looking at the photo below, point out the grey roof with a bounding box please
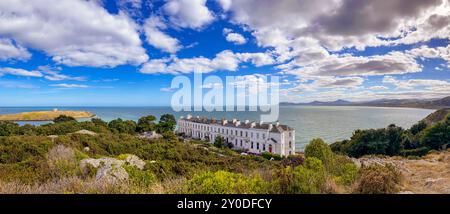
[179,115,294,133]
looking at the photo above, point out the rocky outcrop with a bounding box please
[80,154,146,183]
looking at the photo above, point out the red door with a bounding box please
[269,145,272,153]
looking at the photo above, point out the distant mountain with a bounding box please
[280,96,450,109]
[280,99,353,106]
[355,96,450,109]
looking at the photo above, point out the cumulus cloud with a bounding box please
[284,51,421,78]
[143,16,181,53]
[37,66,86,81]
[0,0,148,67]
[140,50,274,74]
[163,0,214,29]
[383,75,450,90]
[0,38,31,61]
[223,28,247,45]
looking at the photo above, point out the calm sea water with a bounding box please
[0,106,433,151]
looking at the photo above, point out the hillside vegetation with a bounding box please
[0,110,94,121]
[1,111,448,194]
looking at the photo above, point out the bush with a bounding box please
[261,152,282,161]
[136,115,156,133]
[0,121,21,136]
[274,157,326,194]
[53,115,76,123]
[410,121,427,135]
[328,155,358,185]
[353,164,401,194]
[420,121,450,150]
[400,147,430,157]
[304,138,333,167]
[108,119,137,134]
[182,170,269,194]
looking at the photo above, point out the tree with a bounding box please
[91,118,108,127]
[53,115,76,123]
[108,118,137,134]
[304,138,333,166]
[214,136,226,148]
[410,121,427,135]
[136,115,156,133]
[156,114,176,133]
[420,121,450,150]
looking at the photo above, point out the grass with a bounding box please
[0,110,94,121]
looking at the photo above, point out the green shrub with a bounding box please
[420,121,450,150]
[124,165,156,188]
[261,152,282,161]
[274,157,326,194]
[353,164,401,194]
[304,138,333,167]
[328,155,358,185]
[53,115,77,123]
[400,147,430,157]
[182,170,269,194]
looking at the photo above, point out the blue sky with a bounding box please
[0,0,449,106]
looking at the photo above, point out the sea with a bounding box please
[0,106,434,151]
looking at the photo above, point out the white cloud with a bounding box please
[50,83,90,88]
[284,51,421,78]
[37,66,85,81]
[0,0,148,67]
[223,28,247,45]
[369,86,388,90]
[140,50,275,74]
[143,16,181,53]
[163,0,214,29]
[383,75,450,90]
[0,38,31,61]
[0,67,43,77]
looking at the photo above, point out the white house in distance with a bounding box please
[177,115,295,156]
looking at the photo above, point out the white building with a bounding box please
[177,115,295,156]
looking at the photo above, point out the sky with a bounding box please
[0,0,449,106]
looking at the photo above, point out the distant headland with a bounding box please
[0,108,95,121]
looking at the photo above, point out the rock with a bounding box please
[80,155,146,183]
[73,129,98,136]
[83,147,90,152]
[424,178,444,187]
[124,154,146,170]
[80,157,127,183]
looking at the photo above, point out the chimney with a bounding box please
[222,119,228,125]
[232,118,237,123]
[186,114,192,119]
[268,124,273,130]
[250,122,256,128]
[259,121,264,126]
[244,120,250,124]
[235,120,241,126]
[275,122,280,127]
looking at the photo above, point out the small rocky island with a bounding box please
[0,109,94,121]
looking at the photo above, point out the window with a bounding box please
[226,129,228,135]
[240,140,242,147]
[240,131,243,136]
[251,142,254,149]
[289,141,292,149]
[251,132,253,138]
[262,134,265,139]
[263,144,266,151]
[245,132,248,137]
[256,133,259,139]
[257,143,260,150]
[289,132,292,137]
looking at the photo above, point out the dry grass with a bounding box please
[0,110,94,121]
